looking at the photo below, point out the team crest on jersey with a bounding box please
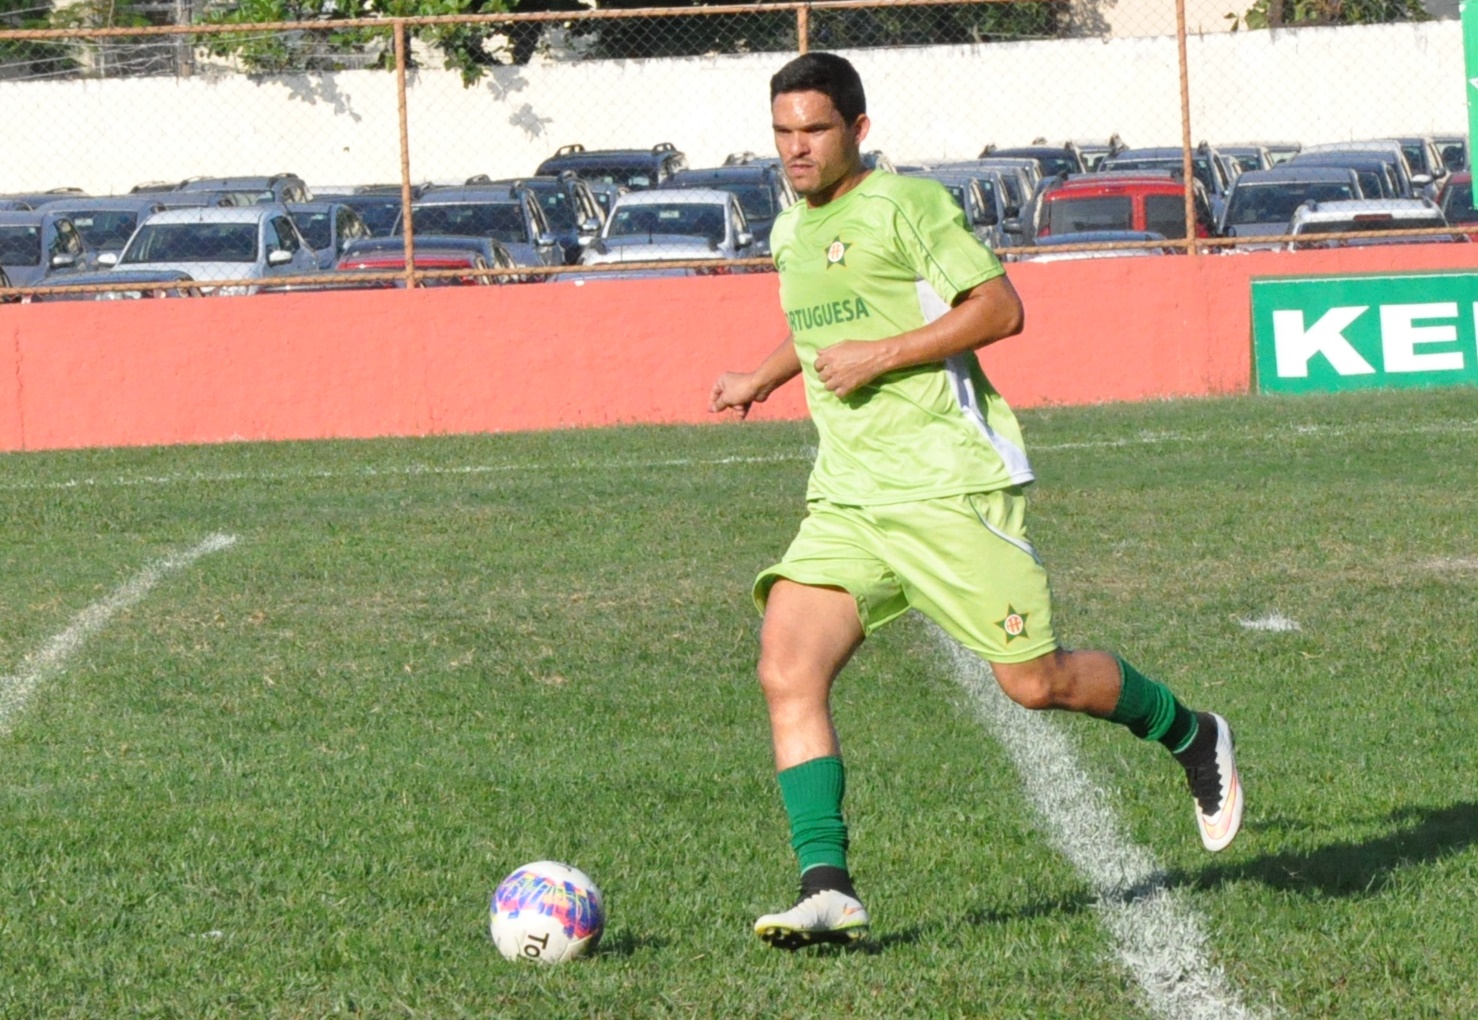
[825,236,849,268]
[997,606,1029,643]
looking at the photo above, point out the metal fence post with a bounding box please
[1175,0,1198,255]
[797,4,810,54]
[395,18,416,288]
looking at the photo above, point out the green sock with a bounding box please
[777,756,849,874]
[1108,657,1199,753]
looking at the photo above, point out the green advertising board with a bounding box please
[1251,271,1478,394]
[1467,0,1478,198]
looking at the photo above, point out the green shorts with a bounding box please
[753,489,1058,664]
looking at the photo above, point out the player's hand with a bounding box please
[710,371,762,419]
[814,340,889,398]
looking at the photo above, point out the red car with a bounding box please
[1034,173,1217,243]
[337,247,505,286]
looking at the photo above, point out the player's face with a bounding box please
[772,90,870,205]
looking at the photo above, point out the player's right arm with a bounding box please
[709,335,802,420]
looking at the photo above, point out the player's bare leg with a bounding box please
[992,648,1243,851]
[753,580,871,948]
[988,647,1121,715]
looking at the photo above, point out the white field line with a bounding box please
[1,417,1476,495]
[1238,613,1302,633]
[0,453,808,493]
[0,534,238,737]
[933,627,1272,1020]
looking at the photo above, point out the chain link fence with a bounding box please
[0,0,1466,298]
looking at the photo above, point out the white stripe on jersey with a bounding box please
[914,278,1035,486]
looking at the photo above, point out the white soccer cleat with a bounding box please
[1182,712,1244,852]
[754,888,870,950]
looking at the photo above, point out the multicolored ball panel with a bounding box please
[493,867,604,940]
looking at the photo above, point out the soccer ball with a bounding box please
[489,860,605,964]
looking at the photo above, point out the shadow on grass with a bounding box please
[843,892,1095,955]
[1176,801,1478,897]
[597,927,669,957]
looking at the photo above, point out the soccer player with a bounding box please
[708,52,1244,951]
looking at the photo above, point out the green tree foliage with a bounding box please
[198,0,1062,86]
[0,0,76,80]
[1226,0,1427,29]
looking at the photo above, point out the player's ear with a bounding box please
[852,113,871,146]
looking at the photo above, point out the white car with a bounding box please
[580,188,754,265]
[103,204,320,294]
[1285,198,1460,250]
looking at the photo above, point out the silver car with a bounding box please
[581,189,754,265]
[104,204,320,295]
[0,210,96,288]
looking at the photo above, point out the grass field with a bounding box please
[2,388,1476,1019]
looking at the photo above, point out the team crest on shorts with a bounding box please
[826,237,849,268]
[997,606,1030,643]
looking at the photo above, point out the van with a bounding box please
[1034,172,1217,242]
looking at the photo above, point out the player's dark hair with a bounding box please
[769,52,867,124]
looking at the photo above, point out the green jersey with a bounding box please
[770,171,1034,505]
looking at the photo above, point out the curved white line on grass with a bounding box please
[0,533,238,737]
[932,626,1272,1020]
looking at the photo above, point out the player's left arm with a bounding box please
[813,274,1023,399]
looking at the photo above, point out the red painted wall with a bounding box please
[3,243,1477,453]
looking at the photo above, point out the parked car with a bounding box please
[902,169,1008,249]
[582,179,627,218]
[581,188,754,266]
[26,268,202,301]
[1071,134,1130,172]
[401,186,561,272]
[255,274,397,294]
[1285,198,1460,249]
[1218,144,1275,173]
[1099,144,1235,221]
[1391,136,1450,191]
[1297,142,1419,197]
[0,188,88,210]
[1433,135,1468,173]
[1264,142,1304,166]
[467,174,606,265]
[979,141,1088,177]
[535,142,688,190]
[550,265,708,283]
[33,195,167,255]
[0,210,98,287]
[337,235,519,284]
[1284,151,1401,200]
[336,247,504,286]
[1437,170,1478,237]
[286,201,374,269]
[929,161,1033,244]
[1034,171,1216,243]
[1019,230,1176,262]
[178,173,312,204]
[103,204,320,294]
[313,183,429,199]
[658,162,796,254]
[1219,166,1364,242]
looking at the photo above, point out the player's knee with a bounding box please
[992,654,1069,711]
[756,653,807,702]
[997,670,1057,711]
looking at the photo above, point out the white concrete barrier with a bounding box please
[0,19,1462,196]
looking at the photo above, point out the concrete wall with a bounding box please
[0,20,1463,196]
[5,242,1478,453]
